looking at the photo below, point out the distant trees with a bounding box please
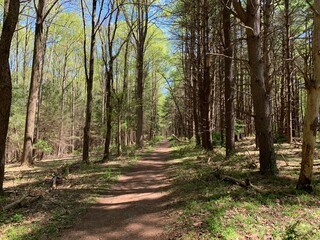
[0,0,20,194]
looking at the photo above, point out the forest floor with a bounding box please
[0,143,158,239]
[2,138,320,239]
[165,137,320,239]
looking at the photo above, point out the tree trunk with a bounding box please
[136,44,144,148]
[190,28,201,146]
[82,0,97,164]
[134,0,149,149]
[223,0,235,157]
[0,0,20,195]
[284,0,293,143]
[103,69,113,161]
[21,0,46,166]
[297,0,320,191]
[233,0,277,175]
[58,49,69,157]
[22,13,29,92]
[199,0,212,151]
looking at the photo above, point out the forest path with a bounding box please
[61,141,172,240]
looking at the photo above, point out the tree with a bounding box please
[123,0,156,148]
[21,0,59,166]
[80,0,113,163]
[232,0,277,174]
[100,0,129,161]
[297,0,320,191]
[0,0,20,194]
[223,0,235,157]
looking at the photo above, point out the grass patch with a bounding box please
[0,143,152,239]
[166,138,320,239]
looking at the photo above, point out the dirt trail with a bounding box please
[61,141,172,240]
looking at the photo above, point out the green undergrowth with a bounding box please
[0,140,160,240]
[167,141,320,240]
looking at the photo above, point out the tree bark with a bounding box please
[134,0,149,149]
[82,0,97,164]
[199,0,212,151]
[297,0,320,191]
[103,68,113,161]
[284,0,293,143]
[0,0,20,195]
[136,44,144,148]
[223,0,235,157]
[21,0,47,166]
[233,0,277,175]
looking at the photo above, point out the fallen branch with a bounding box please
[221,175,266,194]
[171,134,181,142]
[20,195,42,207]
[0,194,28,212]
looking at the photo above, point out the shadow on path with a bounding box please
[61,141,172,240]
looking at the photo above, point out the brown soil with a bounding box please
[60,141,172,240]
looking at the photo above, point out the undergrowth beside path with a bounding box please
[166,138,320,240]
[0,141,160,240]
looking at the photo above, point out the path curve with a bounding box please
[61,141,172,240]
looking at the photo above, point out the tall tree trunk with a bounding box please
[134,0,149,149]
[223,0,235,157]
[233,0,277,175]
[284,0,292,143]
[297,0,320,191]
[58,49,69,157]
[21,0,47,166]
[82,0,97,164]
[190,28,201,146]
[103,69,113,161]
[199,0,212,151]
[15,25,19,84]
[0,0,20,195]
[22,13,29,92]
[136,44,144,148]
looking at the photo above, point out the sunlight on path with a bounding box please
[60,141,172,240]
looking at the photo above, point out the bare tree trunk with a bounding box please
[190,28,201,146]
[58,49,70,157]
[199,0,212,151]
[21,0,47,166]
[22,13,30,92]
[0,0,20,195]
[284,0,292,143]
[223,0,235,157]
[103,69,113,161]
[82,0,97,164]
[134,0,150,149]
[15,25,19,84]
[136,44,144,148]
[297,0,320,191]
[101,1,126,160]
[233,0,277,175]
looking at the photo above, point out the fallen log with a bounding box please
[0,194,28,212]
[0,194,43,212]
[221,175,266,194]
[171,134,181,142]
